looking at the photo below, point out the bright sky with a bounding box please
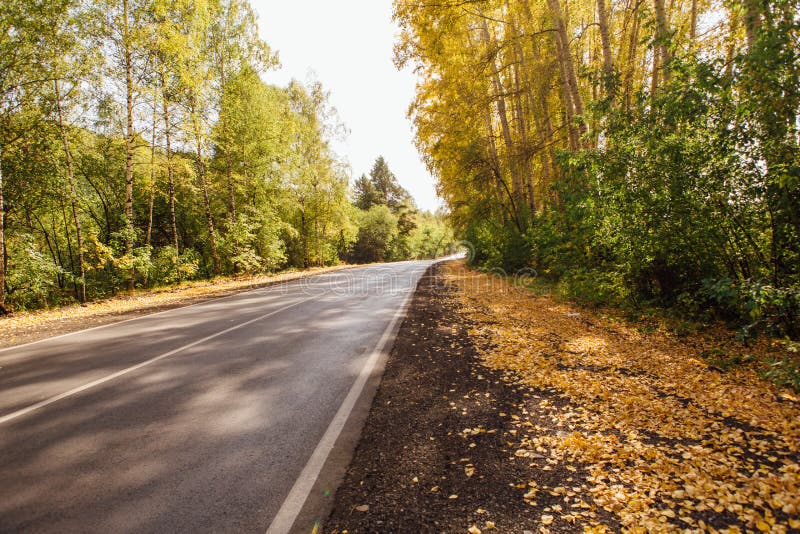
[251,0,440,212]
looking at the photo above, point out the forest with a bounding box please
[0,0,453,312]
[394,0,799,339]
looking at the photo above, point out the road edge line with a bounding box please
[264,267,426,534]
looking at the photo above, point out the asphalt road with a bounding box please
[0,261,432,533]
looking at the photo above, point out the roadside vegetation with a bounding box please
[394,0,799,384]
[0,0,453,314]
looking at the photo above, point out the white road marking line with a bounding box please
[0,265,364,357]
[0,296,317,426]
[265,267,426,534]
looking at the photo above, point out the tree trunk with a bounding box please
[652,0,671,89]
[650,45,660,97]
[481,101,522,230]
[54,79,86,304]
[531,85,554,207]
[480,20,525,211]
[622,3,641,112]
[557,51,580,150]
[492,73,524,209]
[0,142,6,314]
[509,17,537,215]
[547,0,587,142]
[123,0,136,291]
[300,203,308,267]
[725,8,739,79]
[219,54,236,224]
[191,103,220,275]
[162,72,181,283]
[146,97,156,249]
[743,0,762,49]
[513,64,536,215]
[506,0,536,214]
[597,0,616,100]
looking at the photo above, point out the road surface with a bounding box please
[0,261,432,533]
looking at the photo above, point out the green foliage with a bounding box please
[368,156,412,210]
[352,174,380,211]
[219,211,286,274]
[519,47,800,339]
[700,343,800,393]
[351,205,398,263]
[407,211,454,259]
[763,345,800,392]
[464,218,530,272]
[398,0,799,352]
[150,246,199,285]
[347,156,454,263]
[0,1,449,312]
[6,234,68,310]
[696,278,800,340]
[556,269,632,308]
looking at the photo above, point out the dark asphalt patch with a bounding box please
[324,263,592,533]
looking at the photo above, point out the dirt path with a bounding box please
[326,262,799,533]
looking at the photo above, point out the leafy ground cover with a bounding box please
[327,261,799,533]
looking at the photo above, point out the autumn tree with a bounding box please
[0,0,443,312]
[394,0,800,335]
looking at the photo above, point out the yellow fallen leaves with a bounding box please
[445,262,800,532]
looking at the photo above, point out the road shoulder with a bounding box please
[325,261,800,533]
[324,261,577,533]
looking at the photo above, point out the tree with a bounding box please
[368,156,411,209]
[352,174,380,210]
[178,2,220,275]
[394,0,800,332]
[351,205,398,263]
[209,0,276,223]
[0,0,56,312]
[45,0,99,303]
[0,0,436,313]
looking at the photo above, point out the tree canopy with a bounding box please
[0,0,454,312]
[394,0,800,338]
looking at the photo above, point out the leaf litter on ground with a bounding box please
[445,261,800,533]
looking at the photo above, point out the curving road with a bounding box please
[0,261,433,533]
